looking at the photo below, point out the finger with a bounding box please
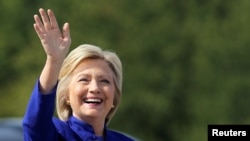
[34,14,45,33]
[47,9,60,30]
[34,23,46,40]
[39,8,51,31]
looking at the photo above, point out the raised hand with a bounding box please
[34,8,71,94]
[34,8,71,62]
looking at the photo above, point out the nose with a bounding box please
[89,79,100,94]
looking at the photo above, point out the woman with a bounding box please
[22,8,134,141]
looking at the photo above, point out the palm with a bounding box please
[34,8,71,61]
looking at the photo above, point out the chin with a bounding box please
[82,110,104,118]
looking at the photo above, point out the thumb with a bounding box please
[62,23,71,46]
[62,23,71,40]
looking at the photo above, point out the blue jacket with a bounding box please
[23,80,134,141]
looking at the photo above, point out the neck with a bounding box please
[77,115,105,136]
[89,118,105,136]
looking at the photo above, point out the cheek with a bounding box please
[104,86,115,99]
[69,84,86,100]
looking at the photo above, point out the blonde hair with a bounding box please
[56,44,122,124]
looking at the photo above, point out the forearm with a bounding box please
[39,58,63,94]
[23,80,57,140]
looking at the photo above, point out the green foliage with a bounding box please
[1,0,250,140]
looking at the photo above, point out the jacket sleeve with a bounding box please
[22,79,58,141]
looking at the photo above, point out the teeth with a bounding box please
[84,98,102,103]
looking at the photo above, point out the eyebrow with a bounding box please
[75,72,113,80]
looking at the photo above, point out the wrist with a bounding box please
[46,56,64,65]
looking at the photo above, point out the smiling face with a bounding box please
[68,58,115,123]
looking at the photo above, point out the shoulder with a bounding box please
[52,117,80,141]
[52,118,74,136]
[106,129,137,141]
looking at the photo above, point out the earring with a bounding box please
[66,100,70,105]
[111,105,115,109]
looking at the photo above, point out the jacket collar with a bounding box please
[68,116,105,141]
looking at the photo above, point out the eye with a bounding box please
[78,78,89,82]
[100,79,110,84]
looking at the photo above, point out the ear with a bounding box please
[66,97,70,105]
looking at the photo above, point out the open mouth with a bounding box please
[83,98,103,104]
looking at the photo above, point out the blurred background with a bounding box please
[1,0,250,140]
